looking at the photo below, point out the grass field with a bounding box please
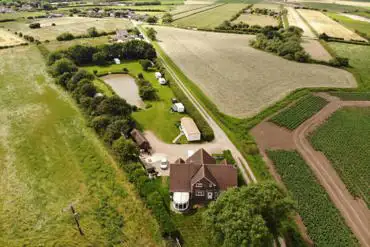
[154,26,355,117]
[43,36,110,52]
[309,107,370,207]
[328,42,370,89]
[170,4,210,14]
[172,3,247,28]
[234,13,278,26]
[297,9,366,41]
[0,28,25,46]
[2,17,132,41]
[0,11,45,21]
[326,12,370,37]
[83,62,185,143]
[269,95,328,130]
[293,1,370,12]
[267,150,358,247]
[172,4,223,20]
[0,46,161,246]
[252,3,281,10]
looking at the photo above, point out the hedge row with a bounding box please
[46,42,179,239]
[154,60,215,142]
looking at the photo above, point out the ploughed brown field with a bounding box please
[154,26,356,117]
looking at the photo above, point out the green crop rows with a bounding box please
[270,95,328,130]
[330,92,370,101]
[267,150,358,247]
[310,107,370,207]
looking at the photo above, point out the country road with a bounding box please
[135,22,256,184]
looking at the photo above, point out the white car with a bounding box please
[160,158,168,170]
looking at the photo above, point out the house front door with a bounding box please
[207,192,213,200]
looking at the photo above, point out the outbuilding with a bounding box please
[158,77,167,85]
[172,103,185,113]
[155,72,162,79]
[180,117,201,142]
[130,128,151,152]
[114,58,121,64]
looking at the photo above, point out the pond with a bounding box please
[101,74,144,108]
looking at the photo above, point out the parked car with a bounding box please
[160,158,168,170]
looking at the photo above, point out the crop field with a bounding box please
[172,4,222,21]
[267,150,358,247]
[270,95,329,130]
[252,3,281,10]
[309,107,370,206]
[297,9,366,41]
[0,28,25,46]
[172,3,247,28]
[0,46,161,246]
[154,26,355,117]
[286,7,316,38]
[287,0,370,8]
[327,12,370,37]
[170,4,210,14]
[2,17,132,41]
[301,39,332,61]
[234,14,278,26]
[328,42,370,89]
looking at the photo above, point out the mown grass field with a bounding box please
[83,62,185,143]
[0,11,45,21]
[309,107,370,207]
[269,95,328,130]
[43,36,110,52]
[326,12,370,37]
[172,3,247,28]
[2,17,132,41]
[267,150,358,247]
[0,46,161,246]
[328,42,370,89]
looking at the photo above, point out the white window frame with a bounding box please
[207,192,213,199]
[195,183,203,188]
[196,191,204,196]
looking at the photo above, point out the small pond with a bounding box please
[101,74,144,108]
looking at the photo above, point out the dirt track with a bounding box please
[252,94,370,246]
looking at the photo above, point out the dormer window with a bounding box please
[195,183,202,188]
[209,183,213,188]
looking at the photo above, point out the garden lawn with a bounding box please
[328,42,370,89]
[83,62,184,143]
[172,3,248,28]
[326,12,370,37]
[0,46,161,246]
[309,107,370,207]
[267,150,358,247]
[269,95,328,130]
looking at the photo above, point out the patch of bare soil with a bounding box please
[251,97,370,247]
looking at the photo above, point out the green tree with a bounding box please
[91,115,111,135]
[92,51,107,65]
[203,182,295,247]
[139,59,152,71]
[103,119,132,144]
[112,137,139,163]
[162,13,173,24]
[50,58,77,77]
[29,23,40,29]
[147,16,158,24]
[139,85,157,100]
[56,32,75,41]
[87,27,99,37]
[96,96,132,117]
[146,27,157,41]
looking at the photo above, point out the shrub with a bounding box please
[96,96,132,117]
[112,137,139,163]
[29,23,41,29]
[49,58,77,77]
[52,23,56,26]
[147,16,158,24]
[92,51,107,65]
[87,27,99,37]
[147,27,157,41]
[103,119,133,144]
[162,13,173,23]
[329,56,349,67]
[91,115,112,135]
[139,85,157,100]
[139,59,152,71]
[57,32,75,41]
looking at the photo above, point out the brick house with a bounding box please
[170,149,237,211]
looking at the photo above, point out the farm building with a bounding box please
[130,128,151,152]
[181,117,200,142]
[170,148,237,211]
[158,77,167,85]
[172,103,185,113]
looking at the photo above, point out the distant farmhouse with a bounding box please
[170,149,237,211]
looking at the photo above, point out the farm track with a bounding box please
[252,95,370,246]
[135,22,257,184]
